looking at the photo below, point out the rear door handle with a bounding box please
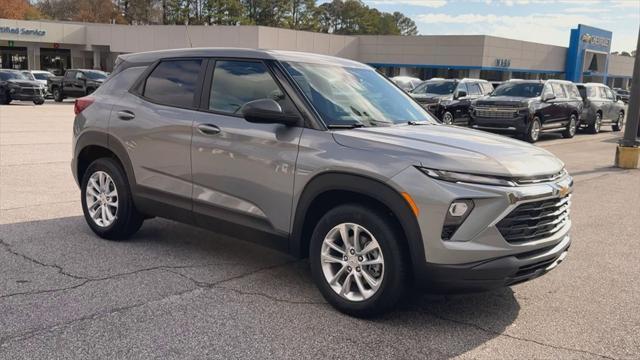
[117,110,135,121]
[197,123,221,135]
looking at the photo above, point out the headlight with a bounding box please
[417,167,516,187]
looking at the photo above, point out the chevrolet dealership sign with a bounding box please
[0,26,46,36]
[581,33,610,47]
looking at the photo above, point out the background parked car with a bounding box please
[410,78,493,125]
[612,88,630,104]
[0,69,46,105]
[22,70,55,98]
[48,69,108,102]
[470,80,582,142]
[390,76,422,91]
[576,83,626,133]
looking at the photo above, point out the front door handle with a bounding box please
[117,110,135,121]
[197,123,221,135]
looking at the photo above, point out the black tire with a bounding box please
[53,87,63,102]
[612,112,624,132]
[86,88,95,95]
[33,98,45,105]
[588,112,602,134]
[81,158,144,240]
[309,204,408,318]
[523,117,542,143]
[562,113,577,138]
[442,111,454,125]
[1,91,11,105]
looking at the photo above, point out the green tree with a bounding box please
[393,11,417,36]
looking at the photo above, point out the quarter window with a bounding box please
[209,60,292,114]
[143,59,203,108]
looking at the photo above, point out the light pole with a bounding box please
[616,27,640,168]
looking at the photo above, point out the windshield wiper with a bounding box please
[326,123,365,129]
[406,121,431,126]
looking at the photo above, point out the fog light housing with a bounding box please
[441,199,474,240]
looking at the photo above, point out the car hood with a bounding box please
[333,125,564,177]
[7,79,41,87]
[474,96,534,107]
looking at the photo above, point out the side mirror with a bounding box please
[455,90,467,99]
[241,99,300,126]
[542,93,556,102]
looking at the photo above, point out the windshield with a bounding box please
[33,72,52,80]
[0,71,29,81]
[412,81,457,95]
[22,72,36,81]
[84,70,108,80]
[283,62,435,127]
[491,82,543,98]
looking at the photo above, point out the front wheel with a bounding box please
[588,112,601,134]
[524,117,542,143]
[442,111,454,125]
[1,91,11,105]
[562,114,577,138]
[53,88,63,102]
[33,99,45,105]
[612,112,624,132]
[81,158,144,240]
[309,204,408,317]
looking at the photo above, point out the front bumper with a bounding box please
[389,166,573,291]
[8,87,45,101]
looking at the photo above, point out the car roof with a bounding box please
[118,48,369,69]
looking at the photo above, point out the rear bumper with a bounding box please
[417,234,571,292]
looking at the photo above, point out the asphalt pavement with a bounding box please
[1,102,638,359]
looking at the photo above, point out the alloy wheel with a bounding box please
[618,113,624,128]
[443,112,453,125]
[320,223,384,302]
[595,114,601,133]
[531,120,541,141]
[569,116,577,136]
[85,171,119,227]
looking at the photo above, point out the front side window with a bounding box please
[144,59,202,108]
[283,61,435,127]
[33,72,52,80]
[586,86,598,98]
[604,88,615,100]
[492,82,544,98]
[564,84,580,99]
[413,81,457,95]
[75,72,85,80]
[209,60,292,114]
[467,83,481,96]
[84,70,108,80]
[551,83,566,98]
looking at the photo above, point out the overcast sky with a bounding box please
[362,0,639,53]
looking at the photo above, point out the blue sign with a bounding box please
[566,24,612,83]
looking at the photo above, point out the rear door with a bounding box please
[190,59,303,239]
[549,82,569,125]
[63,70,77,96]
[603,87,616,121]
[109,58,206,220]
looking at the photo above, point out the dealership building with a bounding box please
[0,19,635,88]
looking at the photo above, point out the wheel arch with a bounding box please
[74,132,136,190]
[290,172,425,278]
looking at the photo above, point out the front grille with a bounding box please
[20,87,41,95]
[497,195,570,244]
[474,106,520,119]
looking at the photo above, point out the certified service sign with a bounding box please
[0,26,46,36]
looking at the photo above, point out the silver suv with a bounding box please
[72,48,572,317]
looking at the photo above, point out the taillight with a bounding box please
[74,97,95,115]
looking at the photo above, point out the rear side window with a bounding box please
[96,66,146,97]
[564,84,580,99]
[209,60,293,114]
[144,59,203,108]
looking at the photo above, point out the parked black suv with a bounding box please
[0,70,46,105]
[576,83,626,133]
[409,78,493,125]
[48,69,108,102]
[470,80,583,142]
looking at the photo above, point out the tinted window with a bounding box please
[551,83,566,98]
[144,59,202,108]
[457,82,468,95]
[64,71,76,80]
[597,87,608,98]
[413,81,457,95]
[209,60,291,114]
[22,72,36,80]
[468,83,481,96]
[0,71,28,80]
[604,88,615,100]
[33,72,51,80]
[96,66,146,96]
[586,87,598,98]
[492,83,544,97]
[564,84,580,99]
[84,70,108,80]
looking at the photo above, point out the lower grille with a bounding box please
[474,106,520,119]
[20,87,41,95]
[497,195,570,244]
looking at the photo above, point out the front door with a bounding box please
[191,59,303,238]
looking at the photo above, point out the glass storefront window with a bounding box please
[0,46,28,70]
[40,48,71,76]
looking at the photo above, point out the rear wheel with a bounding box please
[1,91,11,105]
[309,204,408,317]
[81,158,144,240]
[588,112,602,134]
[33,98,45,105]
[562,114,577,138]
[524,117,542,143]
[53,87,63,102]
[612,112,624,132]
